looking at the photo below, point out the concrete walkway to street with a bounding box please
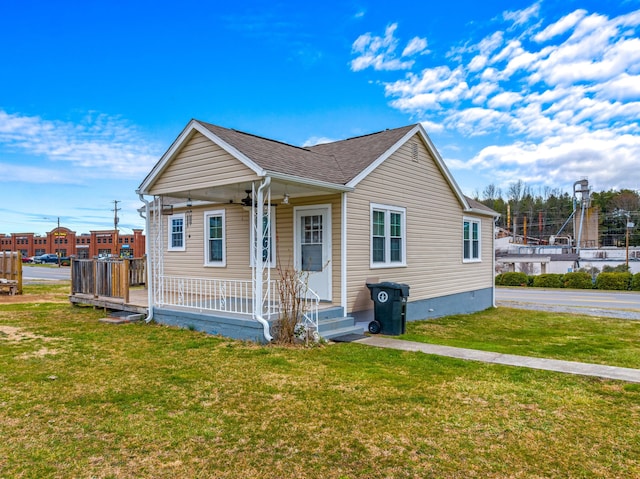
[354,336,640,383]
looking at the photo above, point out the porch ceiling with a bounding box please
[163,177,350,204]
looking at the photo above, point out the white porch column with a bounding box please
[341,192,348,314]
[251,178,273,341]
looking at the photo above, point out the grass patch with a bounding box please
[403,307,640,369]
[1,298,640,477]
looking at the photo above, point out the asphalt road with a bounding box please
[496,287,640,319]
[22,265,71,282]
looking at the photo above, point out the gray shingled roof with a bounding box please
[199,121,417,185]
[465,197,499,215]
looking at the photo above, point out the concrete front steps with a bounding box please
[99,310,146,324]
[317,306,364,340]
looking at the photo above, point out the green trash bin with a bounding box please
[366,282,410,335]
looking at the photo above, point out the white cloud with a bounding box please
[594,73,640,101]
[447,107,514,136]
[503,2,541,27]
[384,65,469,111]
[534,9,587,42]
[419,119,444,134]
[468,54,488,72]
[478,31,505,56]
[350,4,640,193]
[0,110,160,182]
[302,136,337,147]
[487,91,522,109]
[469,81,501,105]
[350,23,428,72]
[402,36,428,57]
[464,129,640,191]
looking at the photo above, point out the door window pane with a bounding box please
[301,214,323,271]
[302,244,323,271]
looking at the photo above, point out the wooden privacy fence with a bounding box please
[0,252,22,295]
[71,258,146,303]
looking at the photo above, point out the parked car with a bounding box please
[96,254,119,260]
[59,256,72,266]
[21,255,35,263]
[33,254,60,264]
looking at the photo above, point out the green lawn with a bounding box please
[403,307,640,369]
[1,287,639,478]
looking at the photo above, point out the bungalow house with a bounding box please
[137,120,498,342]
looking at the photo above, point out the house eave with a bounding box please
[466,207,501,218]
[267,171,354,193]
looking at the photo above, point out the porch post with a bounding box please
[251,178,273,329]
[341,192,348,315]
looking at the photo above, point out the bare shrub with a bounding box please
[272,265,308,344]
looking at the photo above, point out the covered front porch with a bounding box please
[139,173,361,342]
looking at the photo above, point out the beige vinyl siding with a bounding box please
[160,195,344,305]
[149,132,259,195]
[347,134,493,314]
[274,194,343,304]
[163,204,253,280]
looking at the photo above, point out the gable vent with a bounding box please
[411,142,419,162]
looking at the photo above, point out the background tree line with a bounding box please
[474,180,640,247]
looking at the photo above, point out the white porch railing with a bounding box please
[158,275,280,318]
[299,278,319,336]
[157,274,320,332]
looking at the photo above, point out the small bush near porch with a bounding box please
[1,287,639,478]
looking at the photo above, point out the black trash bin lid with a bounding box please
[366,281,410,297]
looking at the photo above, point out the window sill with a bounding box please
[370,263,407,269]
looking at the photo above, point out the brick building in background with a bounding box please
[0,227,145,259]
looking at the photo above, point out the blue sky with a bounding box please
[1,0,639,235]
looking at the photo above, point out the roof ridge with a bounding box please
[317,123,418,145]
[197,120,314,153]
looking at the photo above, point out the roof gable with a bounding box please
[198,122,348,185]
[139,120,488,216]
[306,124,416,184]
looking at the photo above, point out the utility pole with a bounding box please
[626,212,634,270]
[57,216,60,268]
[113,200,120,258]
[113,200,120,232]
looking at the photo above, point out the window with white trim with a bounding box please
[205,210,226,266]
[370,203,406,267]
[168,213,185,251]
[463,218,481,262]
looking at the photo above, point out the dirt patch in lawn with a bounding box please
[0,325,65,358]
[0,293,69,305]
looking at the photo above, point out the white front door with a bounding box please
[295,206,332,301]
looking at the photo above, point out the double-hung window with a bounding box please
[205,210,226,266]
[463,218,481,262]
[370,203,406,267]
[168,213,185,251]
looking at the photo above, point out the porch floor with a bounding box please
[69,287,149,315]
[69,288,342,318]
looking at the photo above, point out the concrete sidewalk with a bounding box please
[354,336,640,383]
